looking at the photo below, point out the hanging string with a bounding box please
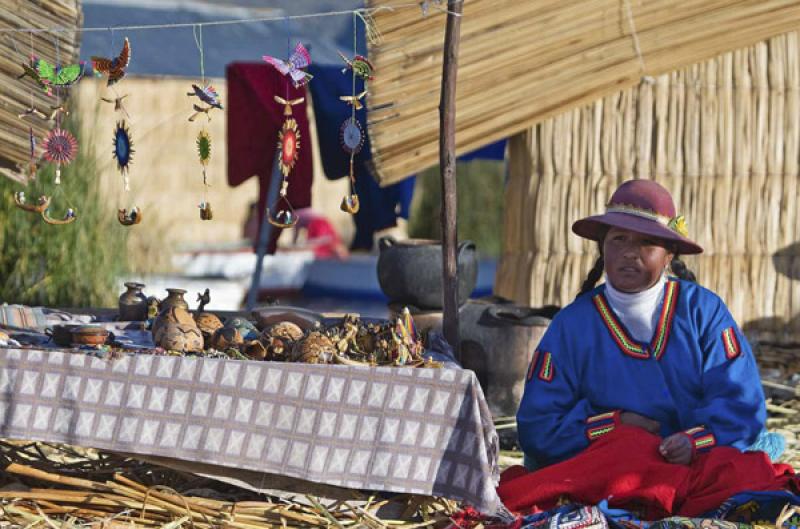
[349,12,358,192]
[192,24,205,86]
[284,16,291,101]
[28,32,34,110]
[622,0,652,83]
[0,2,465,34]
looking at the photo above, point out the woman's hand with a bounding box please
[619,411,660,434]
[659,433,693,465]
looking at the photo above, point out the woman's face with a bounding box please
[603,227,674,293]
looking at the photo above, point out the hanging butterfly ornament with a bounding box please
[263,41,313,229]
[263,43,313,88]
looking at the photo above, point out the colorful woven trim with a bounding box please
[682,426,716,455]
[526,350,539,381]
[593,280,679,361]
[526,350,554,383]
[585,411,620,442]
[722,327,741,360]
[538,352,554,382]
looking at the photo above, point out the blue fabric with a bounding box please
[307,64,414,250]
[746,430,786,462]
[704,490,800,522]
[516,279,767,467]
[307,63,506,250]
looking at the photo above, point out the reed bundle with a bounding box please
[365,0,800,186]
[0,442,460,528]
[0,1,82,184]
[495,30,800,343]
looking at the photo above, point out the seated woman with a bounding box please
[516,179,777,470]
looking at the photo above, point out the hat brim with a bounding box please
[572,212,703,255]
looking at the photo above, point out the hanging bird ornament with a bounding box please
[274,95,304,116]
[263,43,313,88]
[17,58,52,95]
[339,90,368,111]
[34,58,84,88]
[101,94,130,118]
[187,84,223,122]
[91,37,131,86]
[337,51,375,83]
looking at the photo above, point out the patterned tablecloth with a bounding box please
[0,348,502,513]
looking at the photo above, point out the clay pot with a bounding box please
[160,288,189,311]
[291,332,335,363]
[376,237,478,310]
[152,305,196,339]
[154,322,203,353]
[70,326,111,346]
[119,282,148,321]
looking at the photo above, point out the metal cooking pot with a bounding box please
[377,236,477,310]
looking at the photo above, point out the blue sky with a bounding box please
[80,0,364,77]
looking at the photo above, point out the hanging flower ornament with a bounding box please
[112,121,134,174]
[277,117,301,178]
[43,128,78,184]
[197,129,211,167]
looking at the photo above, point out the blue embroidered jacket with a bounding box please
[516,278,767,467]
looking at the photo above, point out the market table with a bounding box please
[0,347,502,513]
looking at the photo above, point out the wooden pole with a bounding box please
[439,0,463,359]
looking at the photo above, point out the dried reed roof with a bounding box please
[0,0,82,184]
[366,0,800,186]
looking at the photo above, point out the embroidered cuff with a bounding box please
[682,426,716,456]
[585,410,621,442]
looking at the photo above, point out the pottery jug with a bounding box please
[377,237,478,309]
[119,282,148,321]
[161,288,189,311]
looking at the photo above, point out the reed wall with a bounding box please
[496,31,800,343]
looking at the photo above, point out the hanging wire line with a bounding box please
[192,24,205,85]
[284,16,290,101]
[0,1,465,34]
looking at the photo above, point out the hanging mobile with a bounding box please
[338,14,370,216]
[264,26,310,229]
[190,25,215,221]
